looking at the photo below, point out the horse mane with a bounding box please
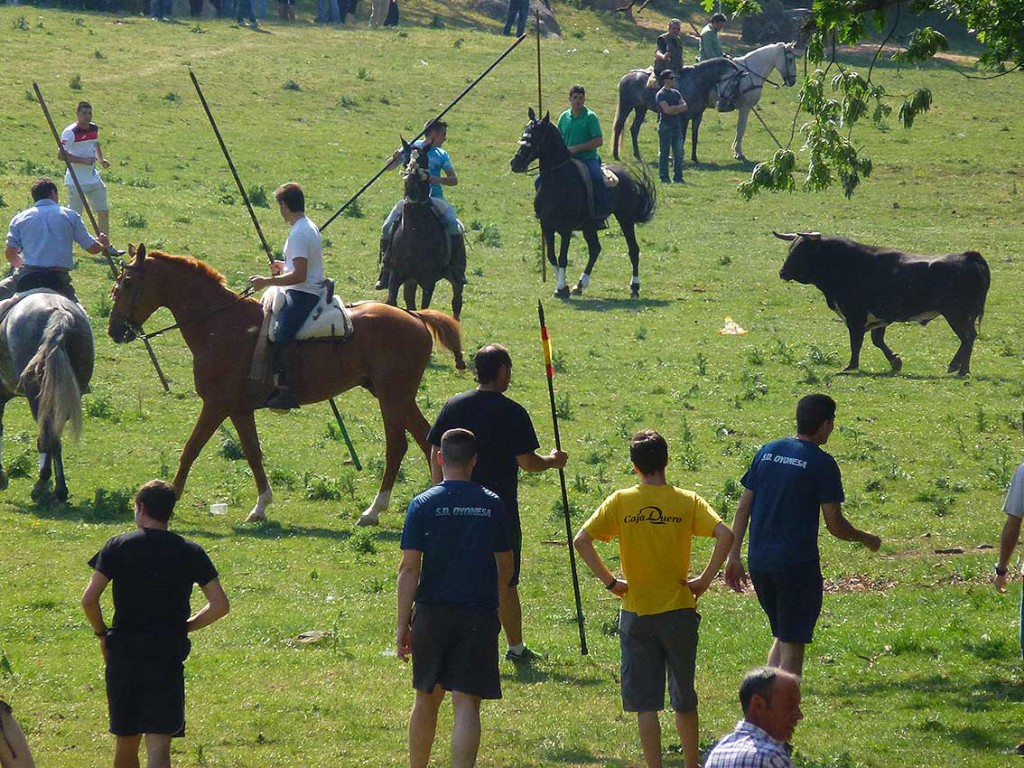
[145,250,229,288]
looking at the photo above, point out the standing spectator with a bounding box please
[556,84,609,222]
[149,0,172,19]
[2,178,109,302]
[397,428,514,768]
[725,394,881,677]
[705,668,803,768]
[316,0,340,23]
[503,0,529,37]
[995,458,1024,660]
[654,18,684,75]
[694,13,727,61]
[236,0,257,26]
[654,70,687,184]
[574,429,733,768]
[59,102,118,255]
[369,0,388,26]
[426,344,568,664]
[187,0,203,18]
[81,480,229,768]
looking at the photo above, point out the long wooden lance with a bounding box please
[319,31,529,233]
[538,300,588,656]
[536,10,547,283]
[33,82,170,392]
[188,69,362,471]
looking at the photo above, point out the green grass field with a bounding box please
[1,3,1024,766]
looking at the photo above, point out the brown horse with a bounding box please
[107,245,463,526]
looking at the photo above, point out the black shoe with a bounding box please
[264,387,300,410]
[554,286,570,300]
[505,645,546,664]
[673,177,685,184]
[374,279,388,291]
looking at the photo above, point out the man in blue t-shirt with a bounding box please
[397,428,513,768]
[376,119,466,291]
[725,394,881,677]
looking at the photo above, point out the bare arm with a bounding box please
[568,136,603,155]
[85,234,110,254]
[573,527,628,597]
[95,141,110,168]
[58,149,95,166]
[997,515,1022,593]
[725,488,753,592]
[822,502,881,550]
[659,100,689,115]
[516,449,568,473]
[396,549,422,660]
[429,445,443,485]
[496,550,514,589]
[5,246,22,269]
[250,257,308,290]
[432,167,457,188]
[687,522,734,599]
[81,570,110,660]
[187,578,229,633]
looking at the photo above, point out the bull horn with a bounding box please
[772,231,798,241]
[797,231,821,240]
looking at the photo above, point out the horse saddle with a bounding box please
[0,288,85,328]
[716,71,742,113]
[260,283,354,342]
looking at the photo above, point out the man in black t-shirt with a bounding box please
[82,480,230,768]
[427,343,568,664]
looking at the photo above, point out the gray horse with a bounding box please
[0,293,93,501]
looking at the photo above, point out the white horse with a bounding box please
[727,42,799,161]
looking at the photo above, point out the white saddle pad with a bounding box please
[261,286,353,342]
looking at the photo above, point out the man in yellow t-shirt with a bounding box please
[575,429,733,768]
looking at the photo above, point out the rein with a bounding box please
[730,49,796,91]
[124,282,255,342]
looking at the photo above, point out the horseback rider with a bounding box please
[2,177,110,303]
[556,85,610,223]
[694,13,727,62]
[248,182,324,411]
[375,119,467,293]
[654,18,684,76]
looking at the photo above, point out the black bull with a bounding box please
[774,232,991,375]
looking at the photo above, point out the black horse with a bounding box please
[612,58,740,162]
[510,108,656,299]
[387,138,464,321]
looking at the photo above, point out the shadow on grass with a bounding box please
[5,495,129,525]
[545,746,630,766]
[502,664,604,687]
[563,297,672,312]
[230,520,354,541]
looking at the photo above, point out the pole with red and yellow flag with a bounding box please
[538,300,588,655]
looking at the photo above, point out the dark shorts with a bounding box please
[619,608,700,713]
[750,560,824,644]
[411,604,501,699]
[106,653,186,737]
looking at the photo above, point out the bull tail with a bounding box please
[966,251,990,331]
[413,309,463,367]
[19,308,83,452]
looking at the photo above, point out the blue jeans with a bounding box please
[236,0,255,21]
[317,0,340,22]
[658,123,684,181]
[272,290,319,347]
[383,198,462,236]
[581,157,610,217]
[503,0,528,36]
[258,0,267,17]
[151,0,172,17]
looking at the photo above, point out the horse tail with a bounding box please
[413,309,464,364]
[625,161,658,225]
[19,308,82,451]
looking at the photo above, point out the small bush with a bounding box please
[6,452,34,479]
[0,194,6,209]
[555,392,572,420]
[123,212,147,229]
[218,193,236,205]
[248,185,269,208]
[356,67,370,80]
[69,74,83,91]
[338,95,359,109]
[163,92,180,103]
[190,23,206,33]
[86,392,120,422]
[12,15,30,30]
[342,199,364,218]
[695,352,708,376]
[94,294,112,319]
[348,528,377,555]
[282,79,302,91]
[305,474,342,501]
[474,223,502,247]
[218,426,244,461]
[93,50,104,59]
[87,487,134,520]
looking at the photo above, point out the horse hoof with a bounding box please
[735,154,746,162]
[570,283,584,296]
[31,485,49,503]
[455,354,467,371]
[891,357,903,374]
[630,288,640,299]
[244,510,268,524]
[55,488,69,503]
[554,287,570,300]
[357,511,380,527]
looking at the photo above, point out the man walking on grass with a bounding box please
[397,428,513,768]
[574,429,733,768]
[725,394,881,677]
[82,480,229,768]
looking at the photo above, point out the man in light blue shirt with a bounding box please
[3,178,109,302]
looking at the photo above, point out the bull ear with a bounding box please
[797,231,821,240]
[135,243,147,261]
[772,231,798,242]
[128,243,137,258]
[528,107,537,121]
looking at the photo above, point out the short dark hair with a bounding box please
[796,393,836,435]
[569,84,586,97]
[738,667,782,714]
[658,69,676,84]
[474,343,512,385]
[630,429,669,475]
[711,12,727,23]
[136,479,177,523]
[274,182,305,213]
[76,101,92,112]
[31,178,58,202]
[423,118,448,136]
[440,428,477,465]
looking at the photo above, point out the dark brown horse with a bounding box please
[107,245,463,526]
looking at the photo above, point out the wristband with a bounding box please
[995,565,1009,576]
[605,577,618,590]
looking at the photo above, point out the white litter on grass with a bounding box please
[381,648,397,657]
[717,316,748,336]
[326,594,336,603]
[603,48,610,54]
[297,630,330,644]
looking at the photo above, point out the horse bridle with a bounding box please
[517,122,569,176]
[731,45,798,91]
[110,259,254,342]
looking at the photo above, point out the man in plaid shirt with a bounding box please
[705,668,803,768]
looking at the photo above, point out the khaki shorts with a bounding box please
[67,183,109,213]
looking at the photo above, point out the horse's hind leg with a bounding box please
[554,232,573,299]
[630,108,646,160]
[690,113,703,164]
[449,278,464,323]
[733,106,751,161]
[620,220,641,298]
[51,444,67,503]
[420,282,436,311]
[403,280,418,311]
[572,229,602,296]
[230,411,273,523]
[26,397,52,501]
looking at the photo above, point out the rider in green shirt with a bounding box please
[696,13,726,61]
[556,85,609,218]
